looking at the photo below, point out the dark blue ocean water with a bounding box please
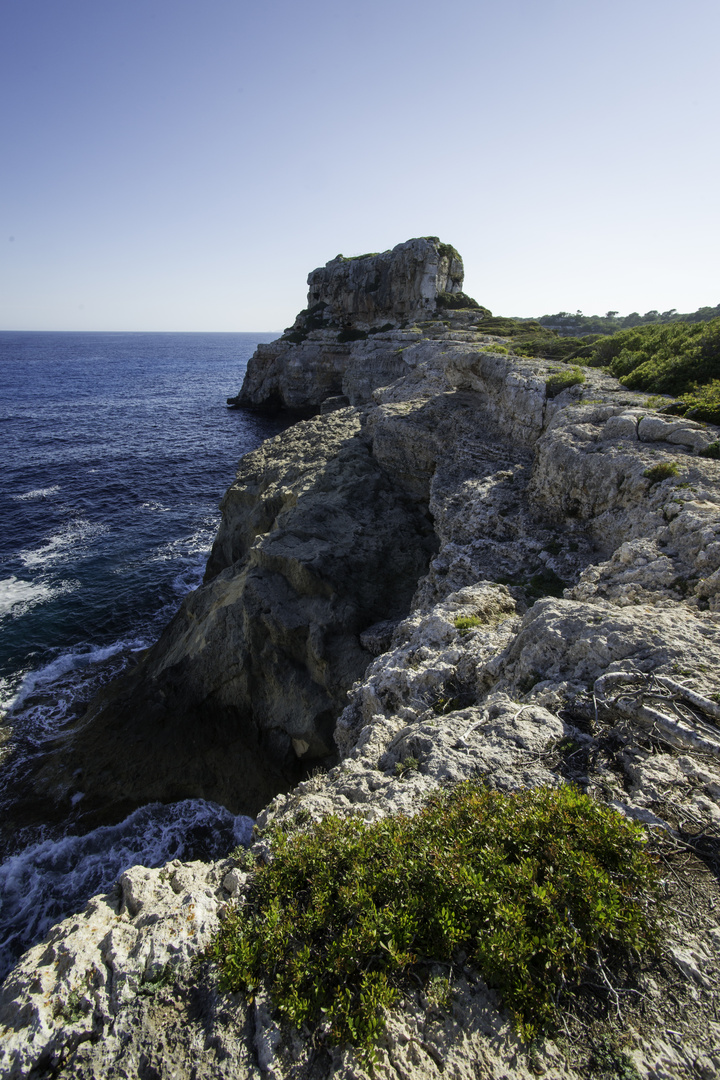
[0,331,285,980]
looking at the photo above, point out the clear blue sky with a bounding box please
[2,0,718,330]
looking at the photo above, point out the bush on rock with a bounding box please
[213,783,659,1055]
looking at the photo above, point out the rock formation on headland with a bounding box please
[3,239,720,1079]
[230,237,481,415]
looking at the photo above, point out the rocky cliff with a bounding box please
[3,241,720,1079]
[231,237,484,413]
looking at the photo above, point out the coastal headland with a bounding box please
[2,238,720,1078]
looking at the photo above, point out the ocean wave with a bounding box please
[112,524,216,597]
[10,485,61,501]
[18,519,108,570]
[0,576,58,618]
[0,800,253,983]
[3,636,148,719]
[152,524,217,562]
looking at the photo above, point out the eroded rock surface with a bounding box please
[27,410,436,821]
[4,240,720,1078]
[303,237,465,326]
[234,237,484,413]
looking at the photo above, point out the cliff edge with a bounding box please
[3,241,720,1079]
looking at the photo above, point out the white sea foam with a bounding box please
[113,525,215,598]
[11,485,61,501]
[19,519,108,569]
[0,800,253,982]
[152,525,216,564]
[0,577,54,617]
[139,501,171,512]
[7,637,148,717]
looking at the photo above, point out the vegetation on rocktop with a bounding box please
[213,783,659,1056]
[644,461,680,486]
[513,316,720,422]
[336,252,381,262]
[590,319,720,394]
[436,240,460,261]
[592,320,720,422]
[532,302,720,337]
[546,366,586,398]
[437,290,483,310]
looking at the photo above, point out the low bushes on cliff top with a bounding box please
[593,318,720,393]
[546,366,586,398]
[212,783,659,1056]
[515,318,720,421]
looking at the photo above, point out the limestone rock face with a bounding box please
[304,237,464,329]
[233,238,485,413]
[0,860,237,1080]
[231,332,411,418]
[27,410,436,821]
[7,244,720,1079]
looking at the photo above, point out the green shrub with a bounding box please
[513,334,600,362]
[476,315,546,336]
[546,367,586,398]
[673,379,720,424]
[212,783,659,1055]
[585,319,720,395]
[644,461,679,486]
[589,1035,643,1079]
[394,756,420,776]
[436,291,482,310]
[436,241,461,263]
[337,252,380,262]
[453,615,482,632]
[700,440,720,459]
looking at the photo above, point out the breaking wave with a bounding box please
[0,576,71,619]
[0,800,253,983]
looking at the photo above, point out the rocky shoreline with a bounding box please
[2,239,720,1078]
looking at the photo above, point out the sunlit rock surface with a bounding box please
[4,239,720,1079]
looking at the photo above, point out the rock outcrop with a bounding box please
[232,237,485,413]
[4,240,720,1079]
[303,237,465,329]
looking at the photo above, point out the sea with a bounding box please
[0,330,287,982]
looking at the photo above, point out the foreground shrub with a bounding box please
[213,783,659,1054]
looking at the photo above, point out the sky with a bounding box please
[1,0,719,331]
